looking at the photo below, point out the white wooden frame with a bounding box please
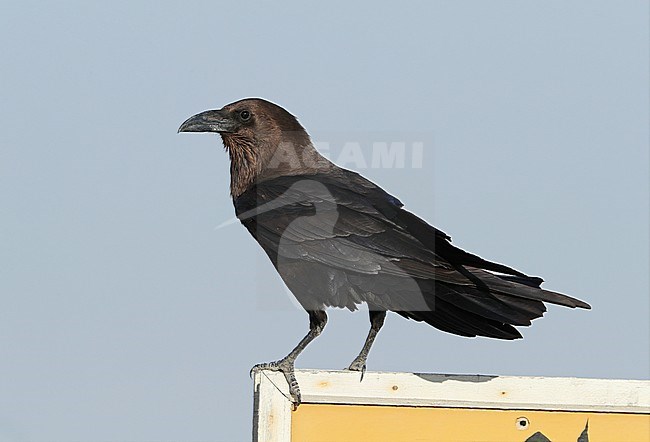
[252,369,650,442]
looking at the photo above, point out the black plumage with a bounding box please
[179,98,590,404]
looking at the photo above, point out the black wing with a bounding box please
[234,171,590,340]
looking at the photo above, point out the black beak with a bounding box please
[178,109,237,134]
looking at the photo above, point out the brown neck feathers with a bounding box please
[223,132,333,198]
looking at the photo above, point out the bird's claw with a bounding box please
[346,359,367,382]
[250,358,302,406]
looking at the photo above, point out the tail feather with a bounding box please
[393,207,590,308]
[431,282,536,326]
[468,268,591,309]
[399,296,523,340]
[397,266,587,341]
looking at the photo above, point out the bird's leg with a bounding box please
[250,310,327,406]
[346,309,386,379]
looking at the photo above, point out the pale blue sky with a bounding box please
[1,1,648,441]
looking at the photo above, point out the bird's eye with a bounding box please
[240,110,251,121]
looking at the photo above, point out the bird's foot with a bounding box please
[250,358,301,407]
[345,358,367,381]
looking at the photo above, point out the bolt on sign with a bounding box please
[253,370,650,441]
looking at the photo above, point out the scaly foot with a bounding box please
[345,358,367,381]
[250,358,301,406]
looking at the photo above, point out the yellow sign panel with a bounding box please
[292,404,649,442]
[253,370,650,442]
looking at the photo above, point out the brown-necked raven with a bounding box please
[179,98,590,404]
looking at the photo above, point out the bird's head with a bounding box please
[179,98,330,196]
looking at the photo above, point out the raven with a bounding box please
[179,98,590,405]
